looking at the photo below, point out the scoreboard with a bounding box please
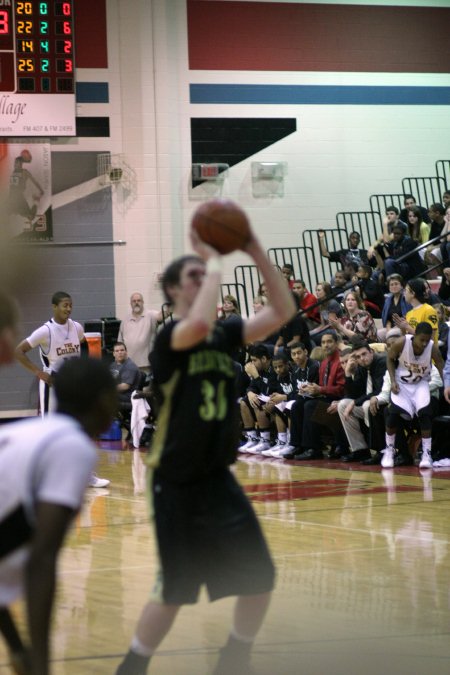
[0,1,76,136]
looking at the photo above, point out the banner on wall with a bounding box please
[0,141,53,241]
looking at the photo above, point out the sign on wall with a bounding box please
[0,140,52,240]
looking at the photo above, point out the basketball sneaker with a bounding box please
[239,437,260,453]
[381,445,395,468]
[247,439,271,454]
[419,450,433,469]
[88,474,110,488]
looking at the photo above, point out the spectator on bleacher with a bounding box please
[423,280,441,306]
[253,295,267,314]
[379,274,411,341]
[443,190,450,208]
[399,194,430,225]
[239,344,276,452]
[331,269,347,302]
[260,351,299,457]
[281,263,295,289]
[434,303,449,360]
[329,290,378,344]
[291,331,346,460]
[438,267,450,305]
[318,230,368,270]
[406,206,430,258]
[292,279,320,326]
[258,281,268,299]
[219,294,240,321]
[310,281,343,344]
[439,205,450,264]
[354,263,385,316]
[274,292,312,354]
[367,207,407,263]
[425,203,447,269]
[393,278,438,343]
[382,222,424,281]
[337,338,387,463]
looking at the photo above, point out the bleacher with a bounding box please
[221,159,450,313]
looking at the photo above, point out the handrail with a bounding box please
[394,231,448,264]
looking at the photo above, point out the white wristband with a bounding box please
[206,257,223,275]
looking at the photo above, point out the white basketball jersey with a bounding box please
[396,335,432,384]
[40,319,82,372]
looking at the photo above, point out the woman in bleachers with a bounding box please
[434,302,449,360]
[219,294,240,321]
[329,289,378,344]
[309,281,343,344]
[438,267,450,306]
[379,274,411,341]
[406,206,430,258]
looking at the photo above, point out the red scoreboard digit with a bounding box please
[0,1,76,136]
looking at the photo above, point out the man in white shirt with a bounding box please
[0,357,117,675]
[118,293,163,371]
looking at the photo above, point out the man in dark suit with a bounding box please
[337,338,387,462]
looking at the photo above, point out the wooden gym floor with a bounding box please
[1,445,450,675]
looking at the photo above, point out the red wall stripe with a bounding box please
[187,1,450,73]
[75,0,108,69]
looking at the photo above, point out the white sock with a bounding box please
[278,432,287,444]
[231,627,255,644]
[131,635,154,657]
[422,438,432,454]
[260,430,271,441]
[385,433,395,448]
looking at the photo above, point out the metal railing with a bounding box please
[369,193,405,219]
[436,160,450,190]
[335,211,382,249]
[401,176,446,208]
[267,246,318,290]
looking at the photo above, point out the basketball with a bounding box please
[191,199,252,254]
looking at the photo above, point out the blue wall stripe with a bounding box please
[190,84,450,106]
[76,82,109,104]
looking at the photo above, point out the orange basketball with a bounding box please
[191,199,252,254]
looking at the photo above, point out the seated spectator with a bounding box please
[253,294,267,314]
[318,230,368,269]
[439,204,450,264]
[444,190,450,209]
[354,263,385,316]
[290,331,346,460]
[337,339,387,463]
[331,269,348,302]
[219,294,240,321]
[438,267,450,305]
[423,279,441,306]
[239,344,276,452]
[399,194,430,225]
[292,279,320,326]
[406,206,430,258]
[382,222,424,282]
[281,263,295,289]
[367,206,406,259]
[426,203,447,270]
[309,345,325,362]
[310,281,343,344]
[329,290,378,344]
[257,281,268,299]
[274,293,312,354]
[109,342,141,409]
[434,303,449,360]
[393,278,439,343]
[379,274,411,341]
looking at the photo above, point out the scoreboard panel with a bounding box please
[0,1,76,136]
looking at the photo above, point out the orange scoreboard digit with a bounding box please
[0,1,76,136]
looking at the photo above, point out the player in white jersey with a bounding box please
[382,322,444,469]
[15,291,110,488]
[15,291,85,415]
[0,358,117,675]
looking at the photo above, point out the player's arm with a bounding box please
[243,240,296,345]
[14,340,52,385]
[25,502,76,675]
[171,233,223,350]
[386,337,404,394]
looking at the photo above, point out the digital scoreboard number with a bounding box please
[0,1,76,136]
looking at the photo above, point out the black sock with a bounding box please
[116,649,151,675]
